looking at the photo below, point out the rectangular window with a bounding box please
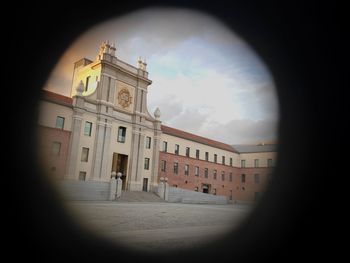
[174,162,178,174]
[230,158,233,166]
[84,121,92,136]
[195,166,199,176]
[221,171,225,181]
[204,168,208,178]
[222,156,225,165]
[241,159,246,168]
[214,154,217,163]
[205,152,209,161]
[145,137,151,149]
[213,170,217,180]
[55,116,65,130]
[144,158,150,170]
[254,159,259,168]
[229,173,233,182]
[117,126,126,143]
[51,142,61,155]
[229,190,233,200]
[186,147,190,157]
[241,174,246,183]
[81,147,89,162]
[79,171,86,181]
[184,164,189,175]
[175,144,180,155]
[268,159,273,167]
[163,141,168,152]
[161,160,166,172]
[85,76,90,91]
[196,149,200,159]
[254,174,260,184]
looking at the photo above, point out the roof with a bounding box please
[41,89,72,107]
[231,144,277,153]
[161,125,239,153]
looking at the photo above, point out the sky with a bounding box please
[44,7,279,145]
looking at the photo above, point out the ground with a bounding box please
[64,201,252,253]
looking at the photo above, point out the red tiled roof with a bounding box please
[161,125,238,153]
[41,89,72,106]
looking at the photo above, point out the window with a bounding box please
[186,147,190,157]
[213,170,217,180]
[55,116,65,130]
[213,188,217,195]
[229,173,233,182]
[268,159,273,167]
[145,137,151,149]
[221,171,225,181]
[85,76,90,91]
[254,174,260,184]
[81,147,89,162]
[195,166,199,176]
[230,158,233,166]
[241,174,246,183]
[162,141,168,152]
[174,162,178,174]
[51,142,61,155]
[222,156,225,165]
[241,159,246,168]
[229,190,233,200]
[205,152,209,161]
[79,171,86,181]
[144,158,150,170]
[175,144,179,155]
[196,149,200,159]
[161,160,166,172]
[117,126,126,143]
[84,122,92,136]
[214,154,217,163]
[254,159,259,168]
[204,168,208,178]
[184,164,189,175]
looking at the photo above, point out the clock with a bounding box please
[117,88,132,108]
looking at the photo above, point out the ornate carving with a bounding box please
[117,88,132,108]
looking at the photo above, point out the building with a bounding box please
[38,41,277,202]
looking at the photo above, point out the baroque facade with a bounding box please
[38,41,277,202]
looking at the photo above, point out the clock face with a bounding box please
[118,88,132,108]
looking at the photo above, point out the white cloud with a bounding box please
[45,7,279,145]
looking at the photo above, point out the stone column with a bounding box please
[109,171,117,200]
[116,172,123,199]
[164,177,169,201]
[157,177,165,198]
[150,128,161,192]
[91,119,111,180]
[65,110,83,179]
[128,127,145,191]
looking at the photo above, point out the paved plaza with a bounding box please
[64,201,252,252]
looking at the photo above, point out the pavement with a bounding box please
[64,201,252,253]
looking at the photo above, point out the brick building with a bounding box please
[38,41,277,202]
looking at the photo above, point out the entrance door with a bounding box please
[202,184,210,194]
[112,153,128,190]
[142,178,148,192]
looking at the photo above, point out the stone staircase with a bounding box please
[117,191,165,202]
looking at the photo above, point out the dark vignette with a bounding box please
[8,0,339,262]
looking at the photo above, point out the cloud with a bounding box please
[200,118,279,144]
[44,7,279,145]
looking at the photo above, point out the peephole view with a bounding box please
[37,8,279,252]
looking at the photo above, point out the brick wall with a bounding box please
[159,151,274,202]
[37,125,71,179]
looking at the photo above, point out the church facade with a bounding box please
[38,41,277,202]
